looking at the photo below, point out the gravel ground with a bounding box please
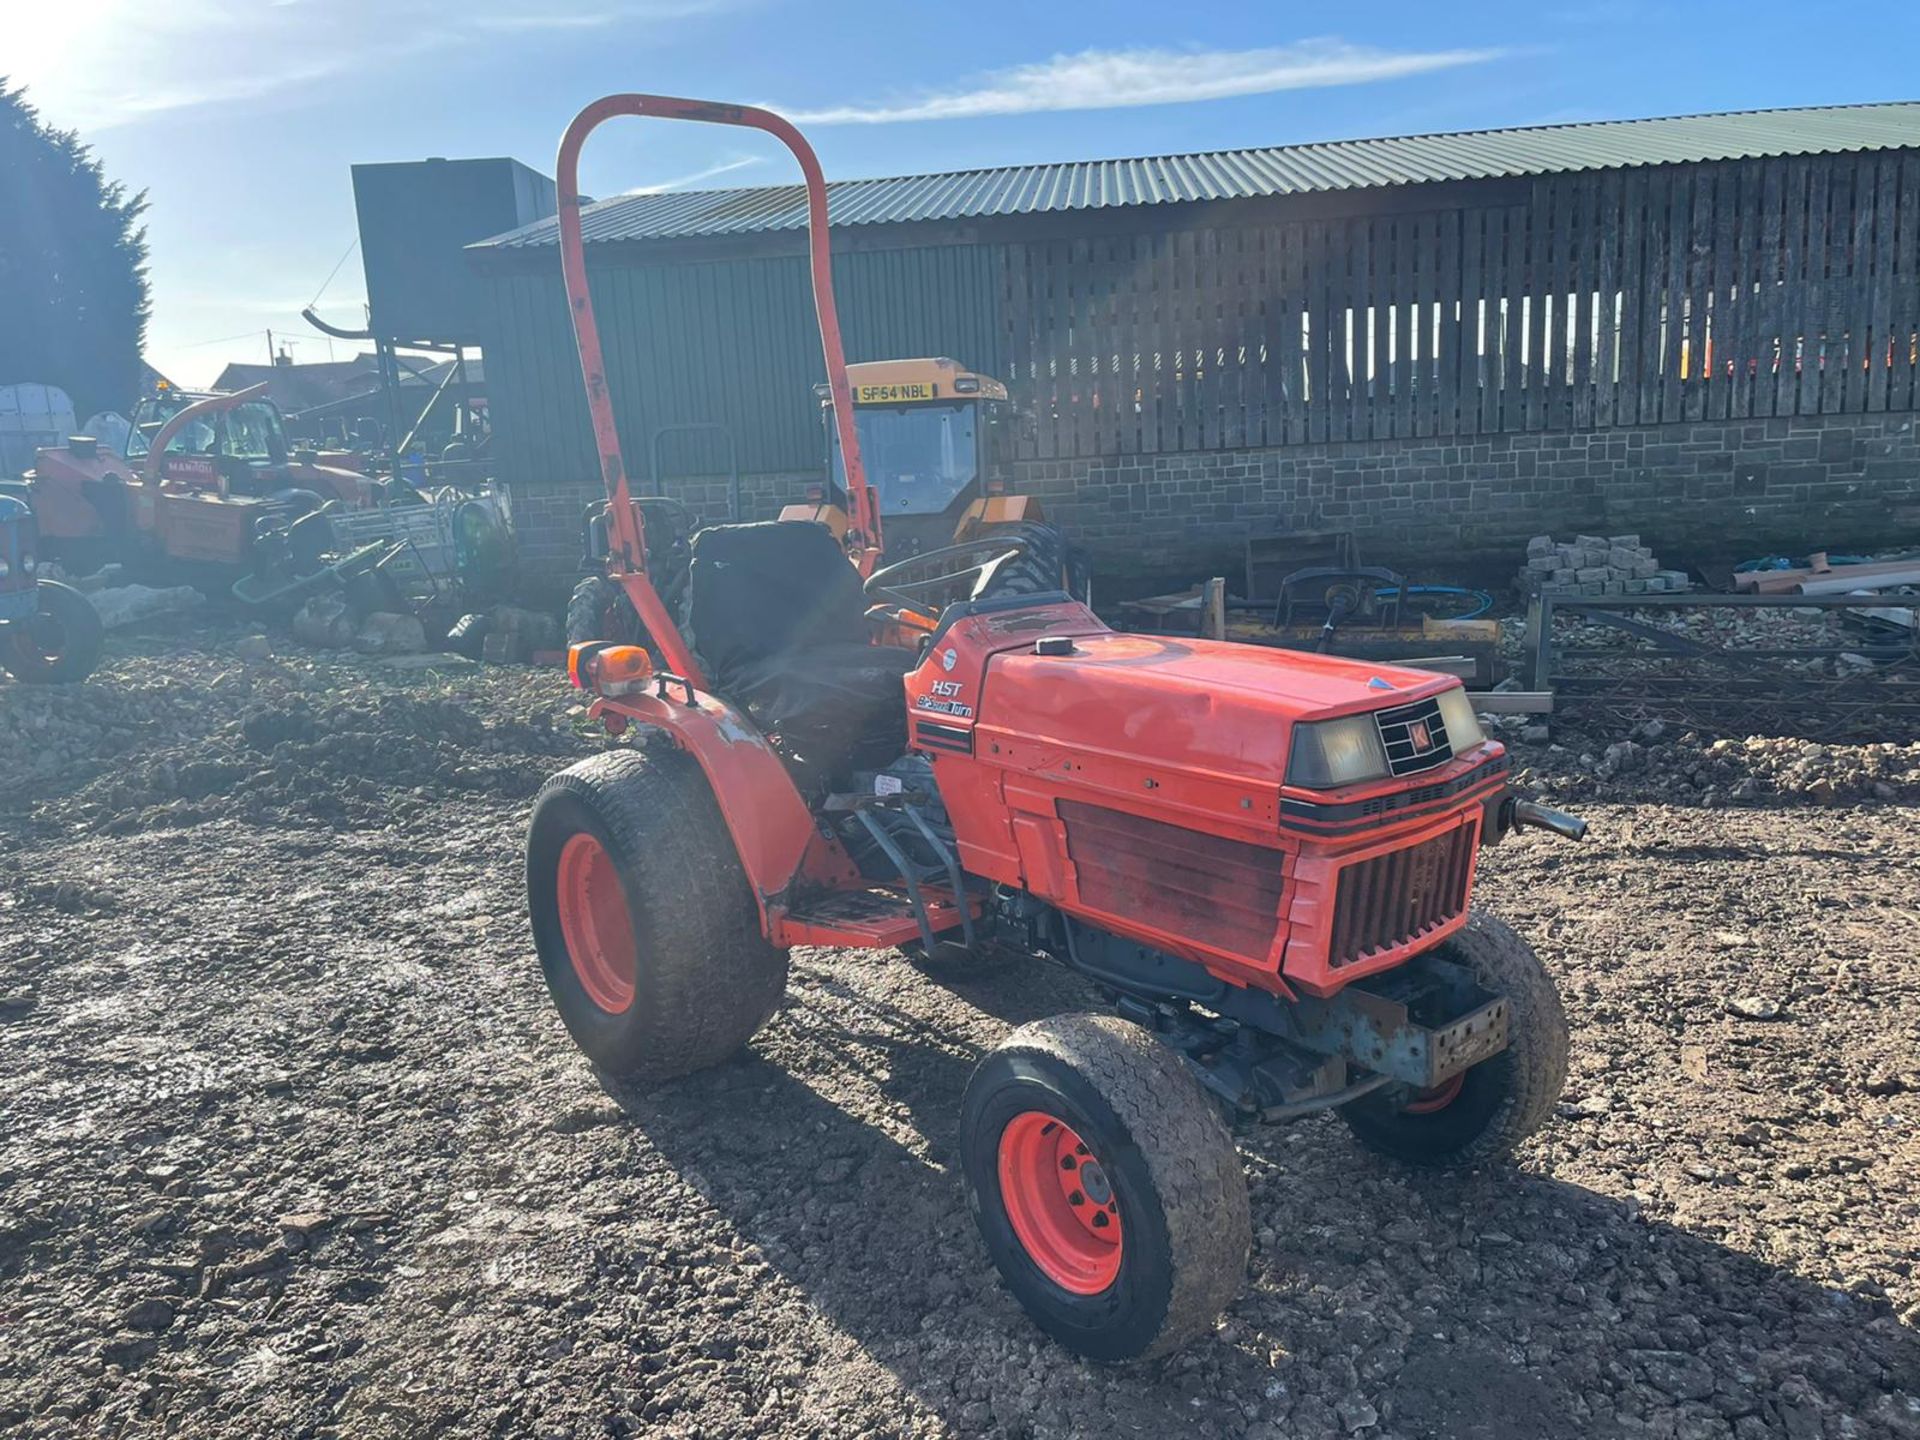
[3,622,1917,1439]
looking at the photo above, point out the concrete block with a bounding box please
[1608,533,1641,548]
[1556,544,1581,565]
[1625,578,1648,594]
[1603,579,1625,594]
[1526,534,1555,558]
[1576,534,1607,550]
[1608,546,1641,569]
[1657,569,1690,589]
[1582,548,1610,567]
[1643,575,1670,592]
[1580,581,1605,595]
[1631,559,1659,579]
[1527,554,1560,573]
[1607,567,1632,581]
[1552,569,1577,585]
[1575,566,1609,583]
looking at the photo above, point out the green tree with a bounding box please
[0,81,150,417]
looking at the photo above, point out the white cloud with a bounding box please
[783,40,1505,125]
[471,12,619,32]
[621,155,765,194]
[9,0,733,130]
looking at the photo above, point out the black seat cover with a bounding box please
[686,522,913,763]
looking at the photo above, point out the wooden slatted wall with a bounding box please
[1001,152,1920,459]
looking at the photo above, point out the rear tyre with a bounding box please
[2,580,104,684]
[959,1014,1250,1362]
[1339,909,1569,1167]
[526,747,787,1081]
[565,575,643,649]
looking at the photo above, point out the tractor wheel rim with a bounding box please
[996,1111,1122,1295]
[22,611,68,662]
[1402,1072,1465,1115]
[556,832,637,1014]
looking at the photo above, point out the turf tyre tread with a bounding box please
[1340,908,1569,1167]
[527,746,786,1082]
[961,1013,1250,1361]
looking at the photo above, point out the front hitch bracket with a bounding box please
[1289,955,1510,1089]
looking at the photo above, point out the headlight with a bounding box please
[1434,686,1487,750]
[1287,715,1390,788]
[0,559,10,577]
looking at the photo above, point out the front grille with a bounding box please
[1328,824,1474,968]
[1375,695,1454,777]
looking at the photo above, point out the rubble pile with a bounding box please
[1563,600,1911,681]
[1493,714,1920,807]
[1515,533,1691,598]
[1,621,594,835]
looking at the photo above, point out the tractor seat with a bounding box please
[685,521,914,765]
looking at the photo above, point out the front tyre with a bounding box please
[526,747,787,1082]
[2,580,104,683]
[1340,909,1569,1167]
[959,1014,1250,1362]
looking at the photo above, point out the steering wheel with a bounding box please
[863,534,1033,620]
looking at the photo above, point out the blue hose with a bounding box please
[1375,585,1495,620]
[1735,553,1872,573]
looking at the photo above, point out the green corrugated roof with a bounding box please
[476,101,1920,251]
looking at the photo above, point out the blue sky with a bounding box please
[9,0,1917,388]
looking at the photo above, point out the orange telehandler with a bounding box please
[22,384,375,575]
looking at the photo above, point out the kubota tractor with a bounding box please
[529,94,1586,1362]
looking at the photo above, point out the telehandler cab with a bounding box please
[566,357,1080,649]
[529,93,1585,1362]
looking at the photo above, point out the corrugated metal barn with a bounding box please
[467,102,1920,585]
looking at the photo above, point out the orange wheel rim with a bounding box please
[1402,1072,1464,1114]
[556,832,636,1013]
[996,1111,1122,1295]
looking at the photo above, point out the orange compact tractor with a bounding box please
[24,384,375,574]
[530,94,1587,1362]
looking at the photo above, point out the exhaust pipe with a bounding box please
[1510,799,1588,842]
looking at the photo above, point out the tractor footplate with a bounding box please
[1289,955,1509,1090]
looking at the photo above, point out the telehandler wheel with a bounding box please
[2,580,104,684]
[959,1014,1250,1362]
[526,747,787,1082]
[971,522,1090,604]
[565,575,643,650]
[1340,909,1569,1168]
